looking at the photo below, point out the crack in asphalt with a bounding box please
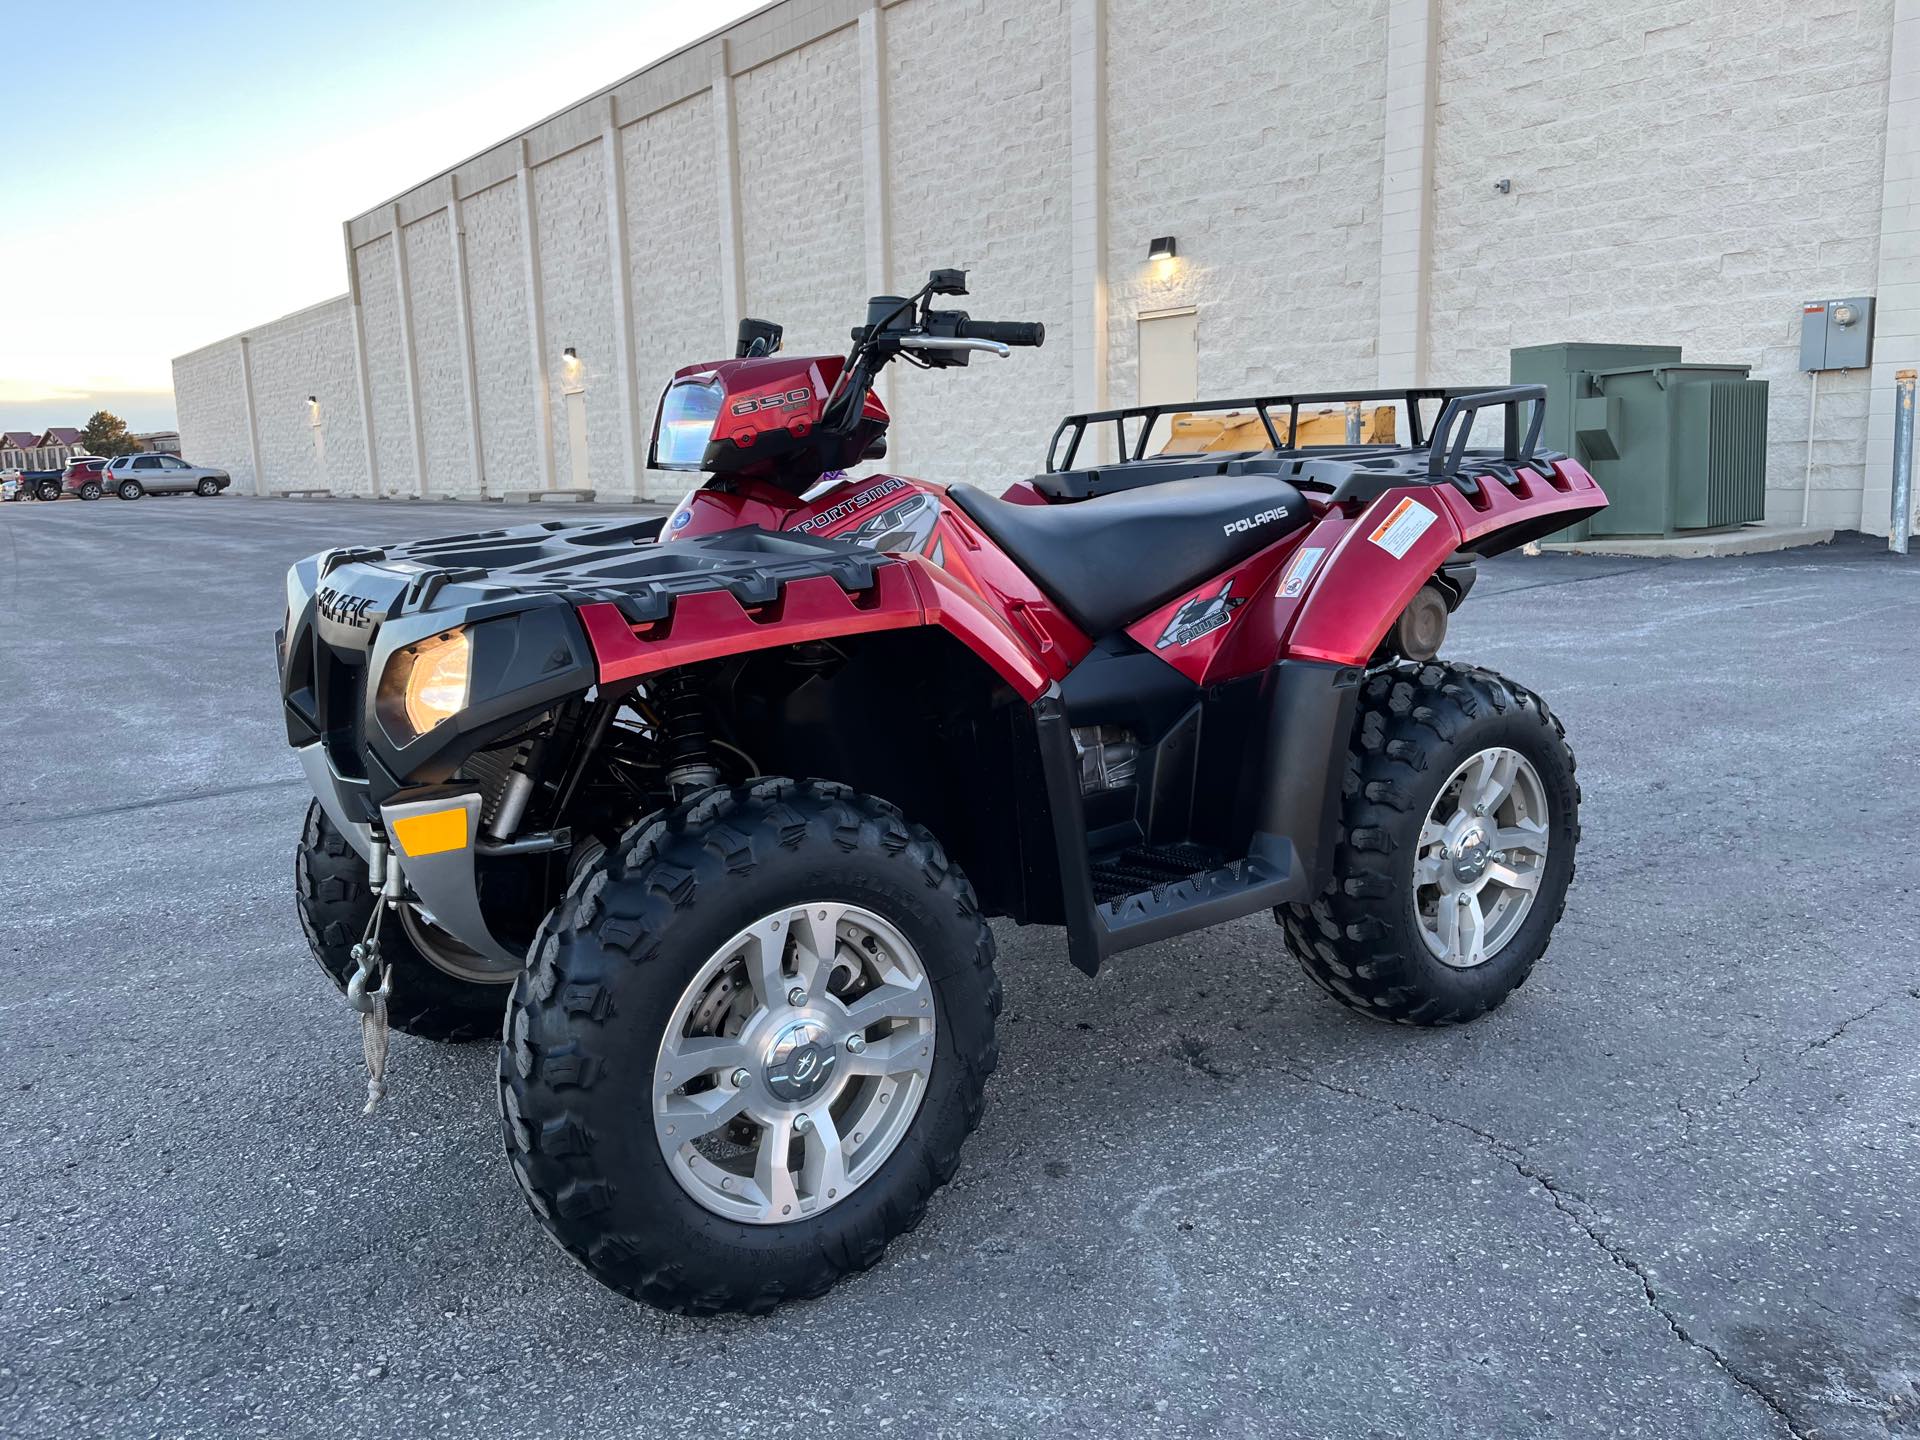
[1803,989,1920,1056]
[1718,992,1918,1114]
[2,777,307,829]
[1266,1061,1811,1440]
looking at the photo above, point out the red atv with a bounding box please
[280,270,1606,1313]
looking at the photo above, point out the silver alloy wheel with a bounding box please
[653,902,937,1225]
[398,901,519,983]
[1412,746,1551,970]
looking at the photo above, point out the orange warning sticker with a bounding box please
[1367,498,1437,559]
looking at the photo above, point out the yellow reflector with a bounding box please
[391,808,469,858]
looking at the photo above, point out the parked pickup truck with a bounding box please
[1,470,64,501]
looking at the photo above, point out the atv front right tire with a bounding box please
[295,800,513,1041]
[1280,662,1580,1026]
[499,779,1000,1314]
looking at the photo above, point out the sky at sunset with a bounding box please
[1,0,763,436]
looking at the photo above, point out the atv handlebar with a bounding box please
[953,319,1045,348]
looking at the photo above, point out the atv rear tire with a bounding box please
[1280,662,1579,1026]
[295,799,512,1041]
[499,779,1000,1314]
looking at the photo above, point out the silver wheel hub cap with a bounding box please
[762,1019,838,1102]
[653,902,936,1225]
[1413,745,1552,970]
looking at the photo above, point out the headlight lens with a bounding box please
[380,630,471,740]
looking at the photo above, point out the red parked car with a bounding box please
[60,456,111,500]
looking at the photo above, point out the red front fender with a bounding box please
[577,554,1055,701]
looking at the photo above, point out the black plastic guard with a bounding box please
[1034,659,1361,975]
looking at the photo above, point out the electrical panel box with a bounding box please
[1799,297,1875,372]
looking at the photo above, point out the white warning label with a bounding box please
[1367,498,1438,559]
[1276,546,1326,599]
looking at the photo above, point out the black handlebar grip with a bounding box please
[956,319,1046,348]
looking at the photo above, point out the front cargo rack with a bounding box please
[1039,385,1557,504]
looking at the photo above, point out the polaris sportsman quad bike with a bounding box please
[280,269,1606,1314]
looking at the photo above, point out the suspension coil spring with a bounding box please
[653,674,720,798]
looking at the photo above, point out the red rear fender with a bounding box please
[1284,459,1606,667]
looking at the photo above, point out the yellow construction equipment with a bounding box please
[1157,405,1397,454]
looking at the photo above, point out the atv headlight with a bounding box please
[379,630,471,740]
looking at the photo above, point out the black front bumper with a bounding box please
[279,549,598,822]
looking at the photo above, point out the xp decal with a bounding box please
[840,492,941,553]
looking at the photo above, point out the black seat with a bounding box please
[946,475,1310,637]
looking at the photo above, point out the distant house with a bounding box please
[0,431,38,469]
[0,427,88,471]
[136,430,182,456]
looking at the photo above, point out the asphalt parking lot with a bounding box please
[2,494,1917,1439]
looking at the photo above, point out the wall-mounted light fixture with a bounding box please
[1148,236,1177,262]
[307,395,318,404]
[562,347,579,365]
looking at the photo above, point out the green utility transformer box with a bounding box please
[1511,343,1770,541]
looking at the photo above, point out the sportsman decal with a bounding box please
[790,476,908,533]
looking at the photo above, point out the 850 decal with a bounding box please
[729,387,812,417]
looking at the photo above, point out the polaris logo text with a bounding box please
[314,587,376,629]
[1223,507,1289,537]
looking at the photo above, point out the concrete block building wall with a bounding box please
[353,236,415,496]
[402,210,471,498]
[248,297,367,495]
[735,26,865,364]
[168,297,368,496]
[1427,0,1896,531]
[171,0,1918,536]
[1103,0,1390,408]
[463,179,542,493]
[881,0,1075,487]
[172,339,252,491]
[534,143,621,494]
[625,95,725,502]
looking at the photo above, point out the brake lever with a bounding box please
[897,335,1011,359]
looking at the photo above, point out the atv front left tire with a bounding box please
[295,800,514,1041]
[1280,662,1580,1026]
[499,779,1000,1314]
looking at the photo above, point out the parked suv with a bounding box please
[61,456,112,500]
[103,454,231,498]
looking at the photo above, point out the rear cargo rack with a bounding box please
[1040,384,1556,503]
